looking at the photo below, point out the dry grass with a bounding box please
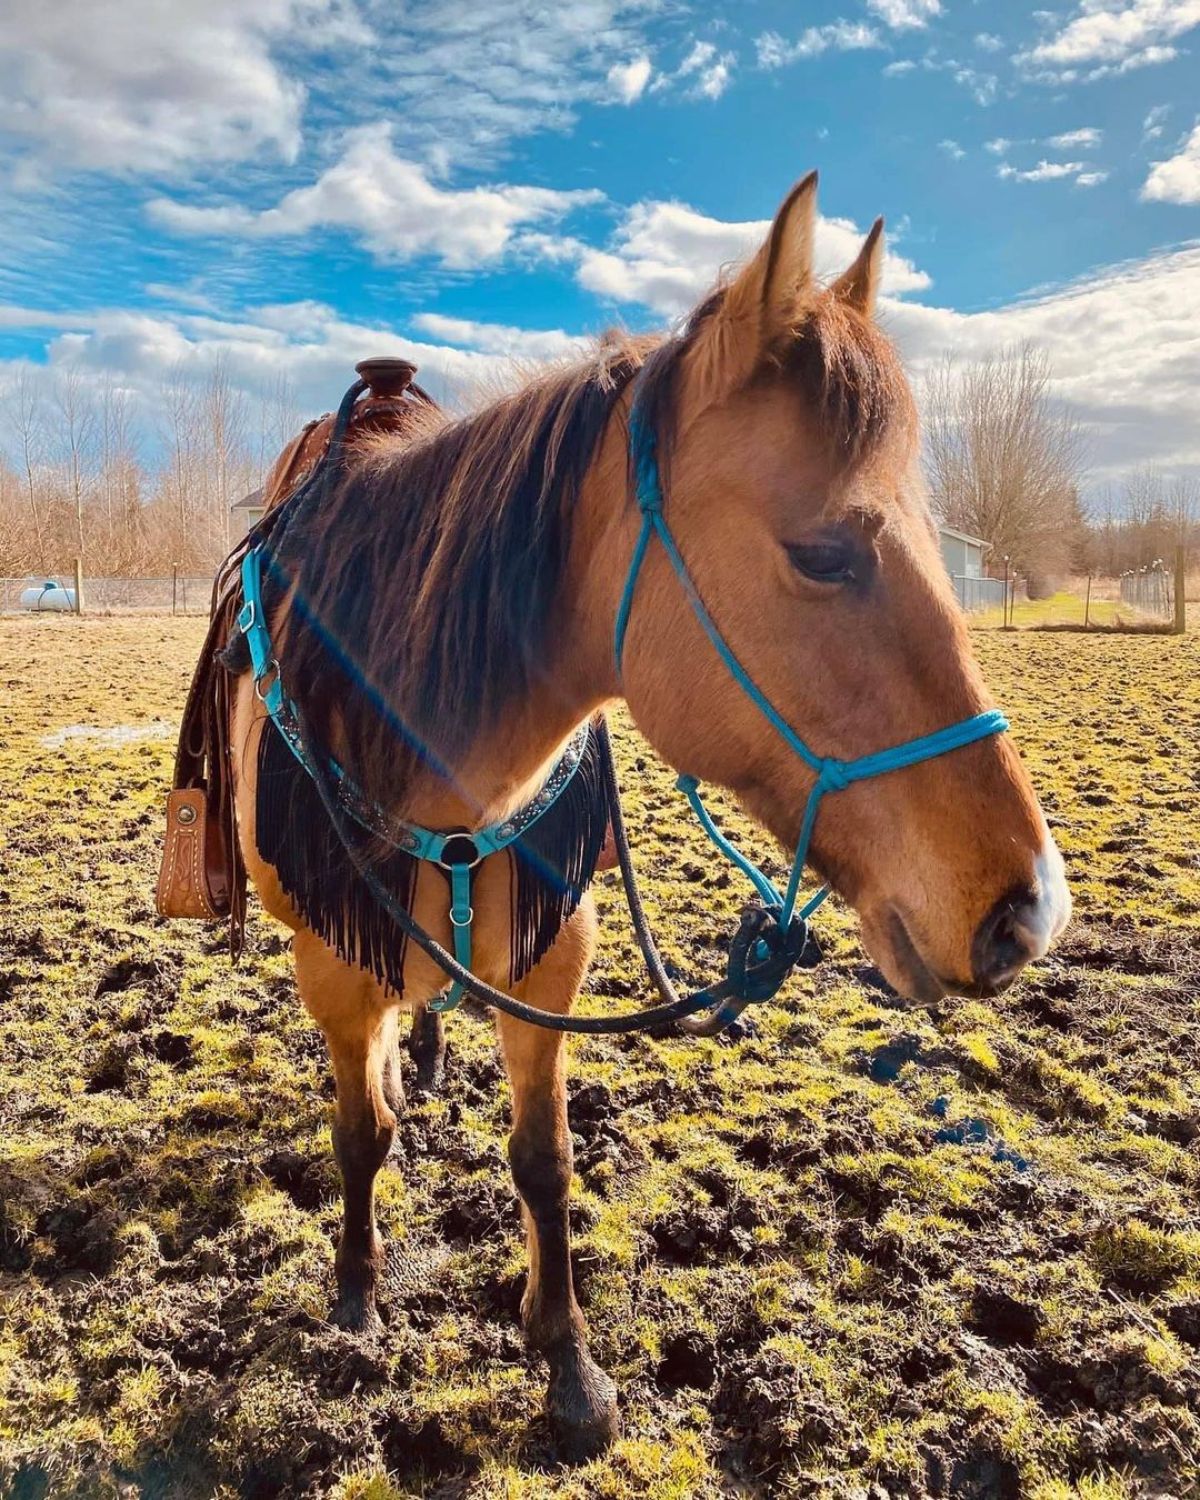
[1,617,1199,1499]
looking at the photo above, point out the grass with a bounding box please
[1,617,1199,1498]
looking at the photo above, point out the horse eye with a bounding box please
[786,540,854,584]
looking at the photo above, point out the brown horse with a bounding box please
[228,174,1070,1456]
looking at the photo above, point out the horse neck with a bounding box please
[403,392,636,833]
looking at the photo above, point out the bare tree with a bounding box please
[54,362,97,561]
[923,342,1085,580]
[259,370,301,478]
[204,354,248,555]
[4,368,49,570]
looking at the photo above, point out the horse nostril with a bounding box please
[971,885,1041,992]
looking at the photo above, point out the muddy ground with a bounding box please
[1,617,1198,1500]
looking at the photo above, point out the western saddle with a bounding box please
[154,358,437,953]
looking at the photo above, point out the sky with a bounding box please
[0,0,1198,491]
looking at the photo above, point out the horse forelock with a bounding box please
[645,281,911,474]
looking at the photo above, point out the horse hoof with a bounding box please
[546,1340,620,1462]
[331,1293,384,1336]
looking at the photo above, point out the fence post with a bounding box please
[1175,545,1187,635]
[172,564,179,617]
[1084,574,1092,629]
[73,557,84,616]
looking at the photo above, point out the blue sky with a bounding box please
[1,0,1198,484]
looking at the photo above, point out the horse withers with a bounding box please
[218,173,1069,1457]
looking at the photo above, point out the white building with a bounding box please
[938,526,1004,612]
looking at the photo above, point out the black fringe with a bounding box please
[255,717,416,995]
[255,717,611,995]
[508,721,610,983]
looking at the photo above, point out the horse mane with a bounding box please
[269,332,656,803]
[269,287,905,806]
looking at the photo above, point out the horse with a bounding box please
[226,173,1070,1457]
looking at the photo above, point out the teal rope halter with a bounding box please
[614,398,1008,941]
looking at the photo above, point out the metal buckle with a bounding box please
[238,599,256,633]
[438,833,482,870]
[449,905,475,927]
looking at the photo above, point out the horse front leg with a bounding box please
[496,897,618,1460]
[295,933,398,1335]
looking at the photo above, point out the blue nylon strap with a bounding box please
[616,399,1009,941]
[676,774,783,909]
[431,862,474,1013]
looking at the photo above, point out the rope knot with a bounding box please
[818,758,851,792]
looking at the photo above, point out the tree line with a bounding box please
[1,345,1196,582]
[0,358,300,578]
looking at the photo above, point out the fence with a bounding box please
[951,574,1008,613]
[1119,566,1174,618]
[1,572,215,616]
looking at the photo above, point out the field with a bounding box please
[2,617,1199,1500]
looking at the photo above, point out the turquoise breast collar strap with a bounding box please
[614,398,1008,940]
[238,548,589,1011]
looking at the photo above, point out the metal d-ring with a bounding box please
[437,833,483,870]
[254,659,281,703]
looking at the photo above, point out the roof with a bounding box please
[232,487,264,511]
[937,524,991,551]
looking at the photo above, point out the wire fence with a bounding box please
[1119,566,1174,619]
[951,575,1008,613]
[1,574,215,616]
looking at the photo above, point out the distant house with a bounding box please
[938,525,1003,612]
[232,487,265,537]
[938,525,989,580]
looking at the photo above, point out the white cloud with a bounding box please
[1019,0,1200,80]
[1076,170,1110,185]
[985,137,1014,154]
[676,40,735,98]
[410,313,586,360]
[0,298,522,420]
[573,199,931,318]
[363,1,666,168]
[975,32,1005,51]
[147,126,602,268]
[866,0,942,28]
[0,0,363,174]
[1047,126,1104,148]
[939,139,966,159]
[881,245,1200,482]
[607,54,653,104]
[756,23,883,66]
[999,159,1087,181]
[1143,103,1172,138]
[1141,122,1200,201]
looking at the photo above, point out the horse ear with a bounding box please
[689,172,818,398]
[831,216,884,316]
[722,171,818,345]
